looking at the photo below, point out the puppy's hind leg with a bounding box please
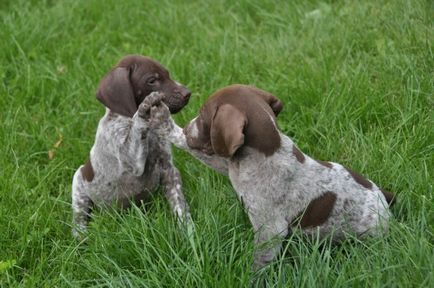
[250,214,289,271]
[160,158,191,224]
[71,170,93,240]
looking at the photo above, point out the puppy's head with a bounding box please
[96,55,191,117]
[184,84,283,157]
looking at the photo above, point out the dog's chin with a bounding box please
[166,98,190,114]
[199,142,214,155]
[184,132,211,155]
[168,106,183,114]
[203,147,215,155]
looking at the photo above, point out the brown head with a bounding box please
[96,55,191,117]
[184,84,283,157]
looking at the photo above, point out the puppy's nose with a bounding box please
[181,87,191,100]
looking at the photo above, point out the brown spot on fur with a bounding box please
[292,191,337,228]
[292,145,305,163]
[345,167,373,189]
[316,159,333,168]
[81,159,94,182]
[380,188,396,206]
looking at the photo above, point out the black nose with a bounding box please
[182,87,191,100]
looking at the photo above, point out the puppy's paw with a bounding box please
[178,213,195,241]
[149,102,174,136]
[185,217,195,239]
[72,225,88,241]
[137,92,165,119]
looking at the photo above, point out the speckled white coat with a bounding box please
[168,122,390,269]
[72,94,190,239]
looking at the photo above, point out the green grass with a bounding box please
[1,0,433,286]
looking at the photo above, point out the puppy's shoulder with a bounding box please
[98,109,129,129]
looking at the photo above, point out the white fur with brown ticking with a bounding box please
[71,55,192,239]
[166,84,394,270]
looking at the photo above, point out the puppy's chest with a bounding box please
[91,135,168,201]
[143,137,168,173]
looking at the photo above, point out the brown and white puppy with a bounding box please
[170,84,394,269]
[72,55,191,239]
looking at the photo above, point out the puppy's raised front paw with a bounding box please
[137,92,165,119]
[149,102,173,134]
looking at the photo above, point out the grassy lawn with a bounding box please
[1,0,433,286]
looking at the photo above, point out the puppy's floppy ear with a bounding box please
[255,90,283,116]
[269,97,283,116]
[96,67,137,117]
[210,104,247,157]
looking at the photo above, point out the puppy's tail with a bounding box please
[380,189,396,207]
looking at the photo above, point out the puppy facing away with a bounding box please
[72,55,192,239]
[167,84,395,269]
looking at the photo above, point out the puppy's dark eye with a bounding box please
[147,77,157,85]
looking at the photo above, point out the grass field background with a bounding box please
[1,0,433,286]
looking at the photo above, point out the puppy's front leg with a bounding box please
[161,153,191,224]
[248,213,289,270]
[117,92,164,175]
[167,122,229,176]
[148,103,192,224]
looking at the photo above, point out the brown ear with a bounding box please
[269,97,283,116]
[255,89,283,116]
[210,104,247,157]
[96,67,137,117]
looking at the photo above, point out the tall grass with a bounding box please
[0,0,432,286]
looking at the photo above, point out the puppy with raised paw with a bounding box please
[72,55,191,239]
[167,84,395,270]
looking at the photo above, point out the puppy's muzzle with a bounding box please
[166,86,191,113]
[174,86,191,101]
